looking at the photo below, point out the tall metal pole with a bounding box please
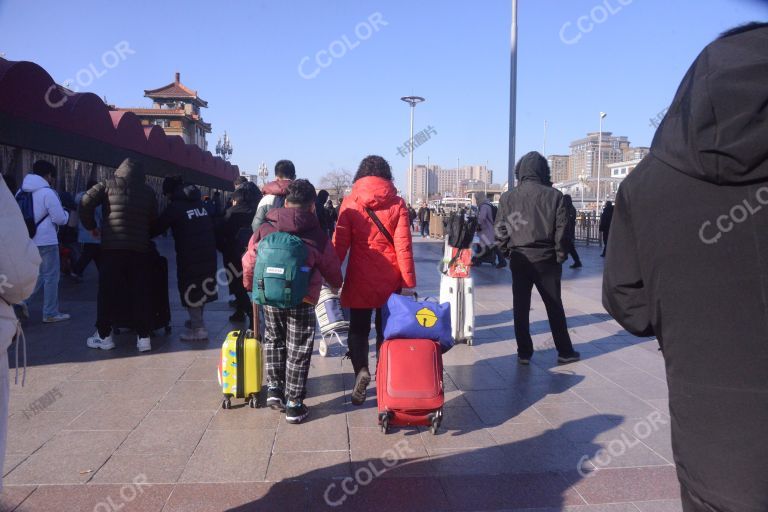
[543,120,547,156]
[507,0,518,189]
[408,105,415,205]
[401,96,425,205]
[595,112,606,219]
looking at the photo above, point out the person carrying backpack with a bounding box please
[216,187,255,323]
[251,160,295,231]
[17,160,70,323]
[242,179,343,424]
[473,192,506,268]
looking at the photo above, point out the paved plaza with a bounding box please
[0,238,681,512]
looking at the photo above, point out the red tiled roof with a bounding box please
[144,72,207,106]
[117,108,186,115]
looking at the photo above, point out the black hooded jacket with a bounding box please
[603,25,768,512]
[495,152,567,263]
[152,184,218,308]
[79,158,158,253]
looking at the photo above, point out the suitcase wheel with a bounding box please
[222,396,232,409]
[318,339,328,357]
[378,412,390,434]
[429,410,443,435]
[248,394,260,408]
[466,337,473,347]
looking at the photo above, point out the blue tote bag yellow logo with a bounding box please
[383,294,454,351]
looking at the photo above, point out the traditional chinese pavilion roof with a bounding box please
[114,107,212,132]
[0,58,237,188]
[144,72,208,107]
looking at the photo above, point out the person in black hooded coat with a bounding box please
[152,177,218,341]
[495,151,579,365]
[603,22,768,512]
[216,187,255,323]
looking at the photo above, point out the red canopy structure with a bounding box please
[0,58,239,189]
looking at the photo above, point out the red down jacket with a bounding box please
[333,176,416,309]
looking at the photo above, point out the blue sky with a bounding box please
[1,0,766,189]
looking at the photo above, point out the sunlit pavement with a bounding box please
[0,236,681,511]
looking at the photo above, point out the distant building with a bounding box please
[608,158,643,180]
[409,164,494,201]
[568,132,630,181]
[117,72,211,150]
[547,155,569,183]
[624,146,650,162]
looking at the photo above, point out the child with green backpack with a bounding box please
[242,179,343,423]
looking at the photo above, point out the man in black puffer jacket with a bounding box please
[495,151,579,365]
[80,158,158,352]
[153,177,218,341]
[604,23,768,512]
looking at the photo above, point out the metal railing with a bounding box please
[575,210,601,245]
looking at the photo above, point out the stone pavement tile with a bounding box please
[349,427,425,455]
[6,410,81,455]
[91,452,191,484]
[344,401,379,428]
[113,409,214,457]
[351,448,434,479]
[444,363,509,391]
[10,380,105,415]
[157,380,222,411]
[488,423,589,473]
[208,405,281,430]
[570,466,681,504]
[102,368,186,400]
[619,421,674,463]
[15,483,174,512]
[419,423,496,451]
[272,413,348,452]
[573,388,658,419]
[0,485,35,512]
[581,353,642,376]
[309,475,451,512]
[633,499,683,511]
[5,430,127,484]
[180,429,273,482]
[645,399,670,416]
[266,450,351,481]
[164,481,308,512]
[576,437,671,470]
[3,454,26,477]
[462,389,548,425]
[438,405,484,430]
[440,472,585,510]
[179,358,218,381]
[67,398,157,431]
[603,370,668,400]
[68,359,142,381]
[428,446,510,476]
[534,402,604,425]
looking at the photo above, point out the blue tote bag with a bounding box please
[383,294,454,352]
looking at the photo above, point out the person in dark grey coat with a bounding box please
[80,158,158,352]
[563,194,582,268]
[603,22,768,512]
[495,152,579,365]
[598,201,613,257]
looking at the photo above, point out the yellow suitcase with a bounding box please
[219,328,263,409]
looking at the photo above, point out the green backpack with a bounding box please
[253,232,311,308]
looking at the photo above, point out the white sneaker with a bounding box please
[180,328,208,341]
[86,331,115,350]
[136,336,152,352]
[43,313,71,323]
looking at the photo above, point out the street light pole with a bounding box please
[508,0,519,189]
[595,112,607,219]
[401,96,425,205]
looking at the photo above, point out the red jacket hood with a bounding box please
[349,176,397,208]
[261,179,292,196]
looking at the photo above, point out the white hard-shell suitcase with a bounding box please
[439,275,475,346]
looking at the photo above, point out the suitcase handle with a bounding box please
[251,302,262,342]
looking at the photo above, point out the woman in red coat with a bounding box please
[333,155,416,405]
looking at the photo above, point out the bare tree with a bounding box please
[319,169,353,198]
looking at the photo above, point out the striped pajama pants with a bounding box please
[262,303,316,402]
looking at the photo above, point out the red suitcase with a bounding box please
[377,338,444,434]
